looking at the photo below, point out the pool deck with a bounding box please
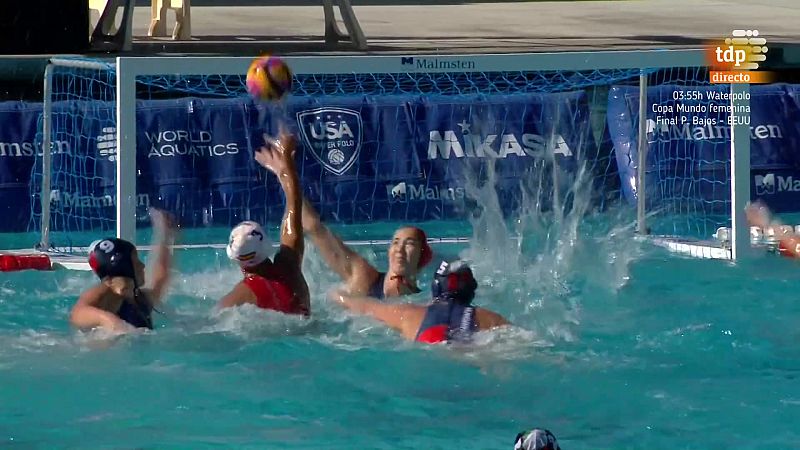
[2,0,799,80]
[126,0,800,56]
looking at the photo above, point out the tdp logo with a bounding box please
[712,29,767,70]
[755,173,800,195]
[297,107,362,176]
[715,44,746,67]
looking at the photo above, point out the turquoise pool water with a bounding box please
[3,210,800,449]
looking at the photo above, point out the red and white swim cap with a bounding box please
[226,221,272,268]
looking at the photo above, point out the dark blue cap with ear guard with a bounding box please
[431,260,477,305]
[88,238,137,281]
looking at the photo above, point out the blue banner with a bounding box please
[288,95,376,223]
[414,92,586,218]
[0,102,41,231]
[44,101,118,232]
[2,85,799,234]
[0,102,41,188]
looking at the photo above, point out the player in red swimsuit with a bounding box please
[746,200,800,258]
[218,128,310,316]
[329,260,509,344]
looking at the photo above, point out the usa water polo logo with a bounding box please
[297,107,362,176]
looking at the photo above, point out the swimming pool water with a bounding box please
[3,214,800,449]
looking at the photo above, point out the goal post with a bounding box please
[730,83,751,260]
[636,69,648,236]
[34,49,764,261]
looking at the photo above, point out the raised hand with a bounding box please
[149,207,177,238]
[255,125,297,178]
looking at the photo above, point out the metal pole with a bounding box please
[116,57,137,244]
[730,83,751,260]
[636,70,649,235]
[40,63,54,251]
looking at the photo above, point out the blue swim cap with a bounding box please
[431,260,477,305]
[88,238,137,281]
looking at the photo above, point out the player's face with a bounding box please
[388,228,421,276]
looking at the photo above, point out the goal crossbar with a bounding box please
[114,50,706,244]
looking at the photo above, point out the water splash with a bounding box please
[454,133,644,345]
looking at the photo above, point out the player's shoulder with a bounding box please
[273,245,301,266]
[76,282,111,305]
[475,306,509,329]
[83,282,109,295]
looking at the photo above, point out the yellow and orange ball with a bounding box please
[246,56,292,101]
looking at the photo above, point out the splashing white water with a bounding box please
[453,131,643,345]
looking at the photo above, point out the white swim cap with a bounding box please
[226,221,272,268]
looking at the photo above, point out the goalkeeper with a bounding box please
[302,199,433,300]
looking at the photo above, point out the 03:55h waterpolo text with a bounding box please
[653,89,750,127]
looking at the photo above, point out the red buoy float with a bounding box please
[0,253,53,272]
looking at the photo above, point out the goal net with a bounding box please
[29,51,754,258]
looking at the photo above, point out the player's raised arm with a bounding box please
[143,208,177,306]
[302,197,378,287]
[254,127,303,264]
